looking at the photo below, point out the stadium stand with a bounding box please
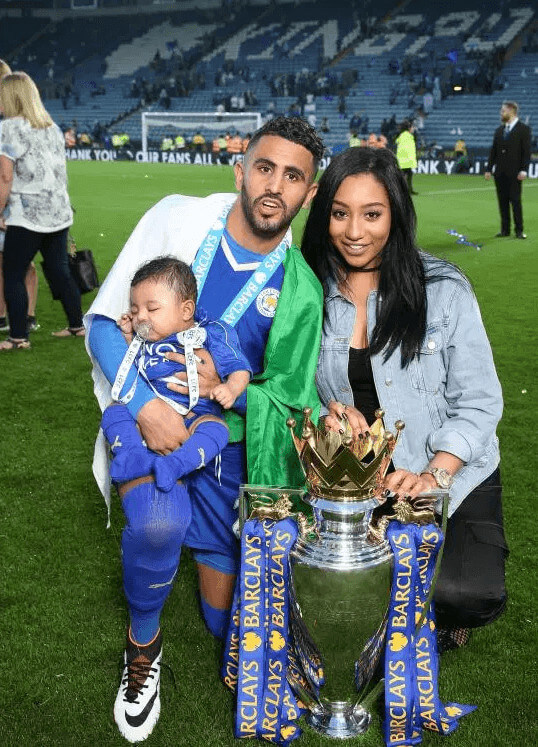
[0,0,535,156]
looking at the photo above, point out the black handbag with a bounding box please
[68,248,100,294]
[42,244,99,300]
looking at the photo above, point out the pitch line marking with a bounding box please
[420,182,538,196]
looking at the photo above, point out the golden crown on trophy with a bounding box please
[287,407,404,501]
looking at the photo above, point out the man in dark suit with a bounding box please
[485,101,531,239]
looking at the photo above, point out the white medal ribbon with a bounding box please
[111,325,208,417]
[111,334,145,405]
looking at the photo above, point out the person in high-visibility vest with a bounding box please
[112,133,122,148]
[175,134,185,151]
[348,131,361,148]
[161,136,174,151]
[395,120,418,194]
[215,134,227,164]
[191,131,205,153]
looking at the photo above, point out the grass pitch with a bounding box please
[1,162,536,746]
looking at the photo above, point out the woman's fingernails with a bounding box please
[383,489,390,497]
[339,428,345,434]
[364,431,370,437]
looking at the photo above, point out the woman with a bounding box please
[395,119,417,194]
[0,71,83,351]
[302,146,507,649]
[0,59,39,334]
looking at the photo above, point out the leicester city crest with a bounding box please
[256,288,280,318]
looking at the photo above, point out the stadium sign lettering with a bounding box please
[65,150,538,177]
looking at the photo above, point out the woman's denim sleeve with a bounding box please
[427,284,503,463]
[88,315,155,419]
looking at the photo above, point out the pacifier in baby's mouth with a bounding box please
[134,321,153,340]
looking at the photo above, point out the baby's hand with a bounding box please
[211,383,236,409]
[118,313,134,343]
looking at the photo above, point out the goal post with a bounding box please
[141,111,263,155]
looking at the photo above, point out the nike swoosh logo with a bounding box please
[125,689,158,728]
[149,569,177,589]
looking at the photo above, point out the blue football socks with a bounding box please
[122,481,192,645]
[129,612,161,646]
[154,420,229,492]
[200,595,231,639]
[101,404,155,483]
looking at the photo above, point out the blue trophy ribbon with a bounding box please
[446,228,482,250]
[236,519,267,740]
[383,522,476,746]
[222,517,303,744]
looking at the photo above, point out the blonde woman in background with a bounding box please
[0,60,38,335]
[0,71,83,350]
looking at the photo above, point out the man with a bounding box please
[395,120,418,195]
[485,101,531,239]
[85,117,324,743]
[453,138,468,174]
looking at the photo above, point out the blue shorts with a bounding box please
[184,441,245,575]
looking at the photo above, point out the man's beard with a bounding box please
[240,188,300,239]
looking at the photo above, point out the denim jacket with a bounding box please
[316,258,502,516]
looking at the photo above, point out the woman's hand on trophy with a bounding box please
[384,469,437,499]
[325,401,370,439]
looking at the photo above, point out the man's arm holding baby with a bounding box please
[165,348,223,398]
[165,318,251,411]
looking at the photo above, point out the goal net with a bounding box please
[141,111,263,154]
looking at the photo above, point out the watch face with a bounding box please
[434,469,452,488]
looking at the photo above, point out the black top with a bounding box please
[487,120,531,176]
[348,347,380,427]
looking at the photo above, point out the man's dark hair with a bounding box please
[131,256,197,302]
[502,100,518,115]
[245,115,325,176]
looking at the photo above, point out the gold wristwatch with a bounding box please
[420,467,454,489]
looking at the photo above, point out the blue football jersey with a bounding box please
[197,228,284,376]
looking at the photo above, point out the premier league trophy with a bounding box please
[239,408,442,741]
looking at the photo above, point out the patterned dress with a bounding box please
[0,116,72,232]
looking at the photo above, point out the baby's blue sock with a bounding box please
[154,420,229,492]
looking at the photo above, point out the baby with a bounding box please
[101,256,251,492]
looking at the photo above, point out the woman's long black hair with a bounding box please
[301,146,450,368]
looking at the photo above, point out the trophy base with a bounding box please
[307,701,371,739]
